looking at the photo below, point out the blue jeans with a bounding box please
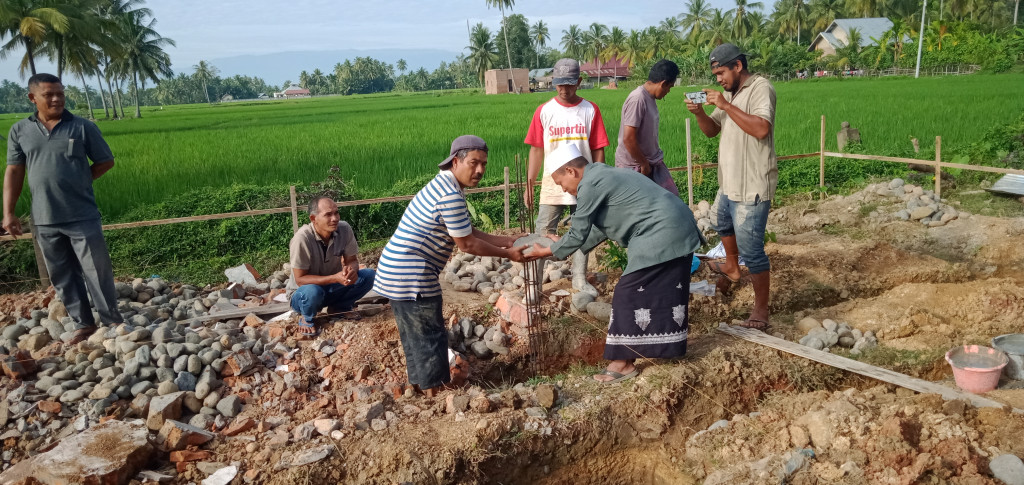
[290,269,375,320]
[710,192,771,274]
[392,296,449,389]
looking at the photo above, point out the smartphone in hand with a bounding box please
[685,91,707,104]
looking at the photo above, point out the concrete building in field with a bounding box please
[808,18,894,55]
[484,69,529,94]
[274,84,311,98]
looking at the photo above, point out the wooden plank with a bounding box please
[823,151,934,166]
[716,323,1023,414]
[195,302,291,323]
[103,207,293,230]
[938,162,1024,177]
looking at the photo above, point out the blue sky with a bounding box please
[1,0,740,84]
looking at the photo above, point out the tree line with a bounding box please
[1,0,1021,115]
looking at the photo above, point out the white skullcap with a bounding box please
[547,144,584,172]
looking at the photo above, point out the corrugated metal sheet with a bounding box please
[989,174,1024,196]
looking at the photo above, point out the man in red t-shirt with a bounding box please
[524,58,610,296]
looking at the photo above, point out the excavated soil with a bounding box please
[4,184,1024,484]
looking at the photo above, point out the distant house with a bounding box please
[808,18,894,55]
[484,69,529,94]
[220,93,234,102]
[579,57,631,81]
[273,84,310,98]
[529,68,553,90]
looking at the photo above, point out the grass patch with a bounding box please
[859,202,880,217]
[845,346,946,374]
[950,190,1024,218]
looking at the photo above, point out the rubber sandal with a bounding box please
[593,368,639,384]
[297,317,320,338]
[736,318,770,332]
[706,259,740,283]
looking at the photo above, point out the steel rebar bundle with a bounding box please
[513,153,546,375]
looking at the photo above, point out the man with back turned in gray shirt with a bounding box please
[3,73,124,344]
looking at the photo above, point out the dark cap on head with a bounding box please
[552,58,581,85]
[709,43,745,67]
[438,135,488,169]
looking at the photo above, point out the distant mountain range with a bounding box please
[208,48,464,86]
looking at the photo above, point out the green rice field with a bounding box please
[2,73,1024,220]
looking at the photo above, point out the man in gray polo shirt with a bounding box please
[615,59,681,195]
[3,73,123,344]
[287,196,375,337]
[686,44,777,331]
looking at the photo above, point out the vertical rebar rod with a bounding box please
[513,152,544,375]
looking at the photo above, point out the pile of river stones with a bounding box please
[442,252,614,322]
[864,178,964,227]
[795,317,878,355]
[0,277,289,466]
[447,317,510,359]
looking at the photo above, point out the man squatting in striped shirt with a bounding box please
[373,135,541,397]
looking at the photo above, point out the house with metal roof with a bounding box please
[808,18,894,55]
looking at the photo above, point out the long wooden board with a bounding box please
[716,323,1023,414]
[195,302,291,323]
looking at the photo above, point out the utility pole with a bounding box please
[915,0,928,79]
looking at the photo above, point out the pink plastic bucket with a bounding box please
[945,345,1008,394]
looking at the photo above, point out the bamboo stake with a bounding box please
[289,186,299,233]
[819,115,826,197]
[686,118,694,207]
[30,222,50,288]
[504,166,511,230]
[934,136,942,197]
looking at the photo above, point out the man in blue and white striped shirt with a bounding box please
[374,135,535,396]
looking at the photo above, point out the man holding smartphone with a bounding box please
[685,43,777,332]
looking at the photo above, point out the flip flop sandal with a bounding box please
[297,318,320,338]
[593,368,639,384]
[706,259,741,283]
[736,318,770,332]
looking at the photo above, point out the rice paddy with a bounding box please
[2,73,1022,220]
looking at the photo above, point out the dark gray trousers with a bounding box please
[35,219,123,329]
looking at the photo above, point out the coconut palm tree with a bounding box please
[845,0,880,18]
[619,29,648,68]
[680,0,714,41]
[396,58,407,76]
[529,20,549,68]
[809,0,846,32]
[0,0,70,77]
[774,0,808,44]
[584,23,608,83]
[601,26,627,78]
[560,24,586,60]
[110,9,174,118]
[732,0,766,39]
[467,22,499,85]
[660,16,684,39]
[193,60,217,104]
[703,9,733,45]
[484,0,518,93]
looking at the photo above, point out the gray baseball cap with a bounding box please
[709,43,745,67]
[552,58,581,85]
[439,135,488,169]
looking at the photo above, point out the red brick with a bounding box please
[169,450,212,462]
[224,349,257,376]
[243,313,265,327]
[2,350,37,380]
[157,420,215,451]
[267,325,286,339]
[38,400,61,414]
[221,417,255,437]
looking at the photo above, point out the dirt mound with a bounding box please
[685,385,1024,484]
